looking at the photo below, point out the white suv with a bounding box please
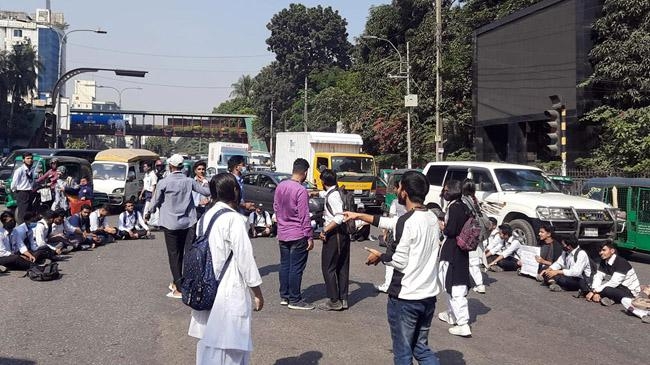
[422,161,616,248]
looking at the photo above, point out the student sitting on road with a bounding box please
[621,285,650,324]
[483,217,503,257]
[10,212,37,259]
[534,223,564,282]
[248,203,274,238]
[49,209,83,250]
[67,204,103,248]
[117,200,150,240]
[487,224,522,272]
[33,210,71,261]
[586,242,641,306]
[89,204,119,244]
[540,236,592,293]
[0,211,34,271]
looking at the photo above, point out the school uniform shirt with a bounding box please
[78,184,94,200]
[248,210,272,228]
[68,214,91,233]
[319,186,345,226]
[89,211,108,232]
[188,202,263,352]
[143,170,158,193]
[118,210,149,232]
[388,199,407,218]
[373,208,441,300]
[10,223,33,253]
[10,163,35,191]
[51,220,77,237]
[549,247,591,278]
[0,227,14,257]
[592,254,641,296]
[484,228,503,254]
[499,236,522,260]
[33,219,58,251]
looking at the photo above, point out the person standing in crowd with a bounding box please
[535,224,563,282]
[541,236,592,293]
[375,178,407,293]
[586,242,641,306]
[118,200,150,240]
[317,169,350,311]
[10,152,36,225]
[139,161,158,217]
[35,158,59,204]
[188,173,264,365]
[228,155,256,213]
[346,171,441,365]
[438,179,472,337]
[461,179,487,294]
[0,211,34,271]
[192,160,211,218]
[273,158,315,310]
[51,166,70,212]
[147,154,210,299]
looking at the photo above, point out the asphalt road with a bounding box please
[1,214,649,365]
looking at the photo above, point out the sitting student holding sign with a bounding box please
[117,201,150,240]
[540,236,592,293]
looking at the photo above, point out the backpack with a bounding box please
[25,262,60,281]
[181,208,233,311]
[325,186,357,235]
[455,198,483,251]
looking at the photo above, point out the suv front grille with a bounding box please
[576,209,611,222]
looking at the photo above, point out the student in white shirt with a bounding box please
[248,204,273,238]
[541,235,592,293]
[32,210,67,261]
[487,224,522,272]
[586,242,641,306]
[0,211,34,270]
[139,161,158,218]
[90,204,119,244]
[621,285,650,324]
[117,200,150,240]
[10,152,36,225]
[484,219,504,257]
[10,213,37,255]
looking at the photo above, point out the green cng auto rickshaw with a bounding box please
[582,177,650,254]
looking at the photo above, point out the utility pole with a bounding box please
[406,42,412,169]
[435,0,443,161]
[270,100,274,160]
[303,76,308,132]
[560,107,567,176]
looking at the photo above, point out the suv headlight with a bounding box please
[536,206,570,220]
[112,188,124,194]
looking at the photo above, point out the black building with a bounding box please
[473,0,602,166]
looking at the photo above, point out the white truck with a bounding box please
[207,142,249,173]
[422,161,616,252]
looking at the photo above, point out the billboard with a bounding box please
[70,113,126,135]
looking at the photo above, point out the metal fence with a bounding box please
[549,169,650,196]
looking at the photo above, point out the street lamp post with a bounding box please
[50,68,148,147]
[97,85,143,108]
[361,35,413,169]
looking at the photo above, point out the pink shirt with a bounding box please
[273,179,312,242]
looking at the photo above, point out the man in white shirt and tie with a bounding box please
[10,152,36,225]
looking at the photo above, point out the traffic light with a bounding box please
[44,112,56,147]
[542,109,561,156]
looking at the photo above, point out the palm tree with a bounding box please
[229,75,255,100]
[5,40,39,131]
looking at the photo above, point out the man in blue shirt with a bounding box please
[228,155,255,213]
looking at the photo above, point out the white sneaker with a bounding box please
[448,324,471,337]
[473,285,486,294]
[437,311,456,325]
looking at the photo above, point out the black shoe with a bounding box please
[317,300,343,311]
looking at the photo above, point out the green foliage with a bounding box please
[143,137,174,156]
[229,75,256,100]
[445,148,476,161]
[174,137,209,157]
[65,138,89,149]
[213,97,255,115]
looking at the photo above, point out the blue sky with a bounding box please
[1,0,389,113]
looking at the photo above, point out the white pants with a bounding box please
[196,341,250,365]
[468,249,485,286]
[621,297,649,319]
[438,261,470,326]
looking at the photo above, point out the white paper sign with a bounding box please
[518,245,541,278]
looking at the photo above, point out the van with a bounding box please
[91,149,159,206]
[422,161,616,251]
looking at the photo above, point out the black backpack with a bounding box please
[181,208,233,311]
[325,186,357,235]
[25,262,60,281]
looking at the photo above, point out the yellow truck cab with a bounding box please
[313,152,377,210]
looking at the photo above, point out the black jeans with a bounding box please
[0,254,32,270]
[163,227,191,290]
[14,190,33,225]
[600,285,633,303]
[555,275,590,292]
[321,232,350,302]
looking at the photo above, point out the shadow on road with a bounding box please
[468,297,491,324]
[302,283,327,303]
[274,350,323,365]
[0,358,36,365]
[348,279,381,307]
[437,349,466,365]
[258,264,280,277]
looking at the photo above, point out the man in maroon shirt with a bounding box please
[273,158,315,310]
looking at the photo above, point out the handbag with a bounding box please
[38,188,53,202]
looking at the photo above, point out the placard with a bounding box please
[518,245,541,278]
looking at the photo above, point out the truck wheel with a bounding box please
[509,219,537,246]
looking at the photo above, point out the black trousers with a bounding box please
[555,275,590,292]
[0,254,32,270]
[31,246,56,263]
[118,229,148,240]
[163,227,190,290]
[14,190,33,225]
[321,231,350,302]
[488,255,519,271]
[600,285,633,303]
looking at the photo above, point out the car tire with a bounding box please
[509,219,537,246]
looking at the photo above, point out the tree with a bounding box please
[0,40,39,136]
[229,75,256,100]
[213,97,255,115]
[144,137,174,156]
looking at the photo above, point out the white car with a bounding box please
[422,161,616,248]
